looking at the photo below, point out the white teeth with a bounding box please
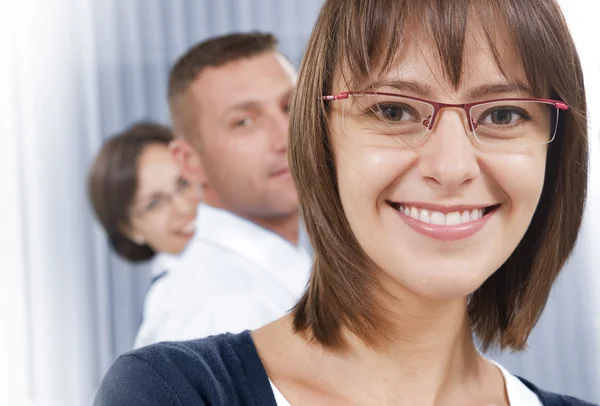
[398,204,487,225]
[445,211,461,226]
[430,211,445,225]
[181,221,196,234]
[461,210,470,223]
[419,209,430,224]
[470,209,479,221]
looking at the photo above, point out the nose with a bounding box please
[171,192,196,216]
[417,109,480,190]
[268,108,290,153]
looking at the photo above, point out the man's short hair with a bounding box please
[168,32,278,139]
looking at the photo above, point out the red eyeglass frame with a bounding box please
[322,91,569,132]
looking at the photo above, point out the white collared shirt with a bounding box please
[149,252,178,279]
[134,203,312,348]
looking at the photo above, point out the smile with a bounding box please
[270,168,291,178]
[388,202,501,241]
[174,219,196,238]
[390,203,499,225]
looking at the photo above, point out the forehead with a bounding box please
[335,16,528,98]
[136,145,179,192]
[190,52,296,114]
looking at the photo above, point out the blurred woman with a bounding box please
[88,121,201,279]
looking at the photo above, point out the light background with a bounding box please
[0,1,598,405]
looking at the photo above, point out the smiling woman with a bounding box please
[292,0,587,354]
[87,122,201,262]
[93,0,594,405]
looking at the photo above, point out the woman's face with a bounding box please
[127,144,201,255]
[330,22,549,300]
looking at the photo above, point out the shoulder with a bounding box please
[95,332,273,406]
[137,273,280,345]
[151,249,262,300]
[517,377,598,406]
[174,237,261,284]
[93,350,185,406]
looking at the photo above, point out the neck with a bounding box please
[352,299,479,387]
[202,189,300,245]
[202,186,224,209]
[296,296,494,405]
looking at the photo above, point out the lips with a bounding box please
[388,202,499,226]
[180,220,196,234]
[174,219,196,237]
[388,201,501,241]
[270,167,291,178]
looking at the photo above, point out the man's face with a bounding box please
[183,52,299,220]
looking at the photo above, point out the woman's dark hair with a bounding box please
[88,122,174,262]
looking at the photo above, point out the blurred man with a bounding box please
[134,32,311,348]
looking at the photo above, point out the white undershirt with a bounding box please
[268,361,542,406]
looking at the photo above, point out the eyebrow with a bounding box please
[361,79,534,101]
[221,101,261,119]
[363,79,435,99]
[135,176,183,203]
[220,90,294,120]
[466,81,534,100]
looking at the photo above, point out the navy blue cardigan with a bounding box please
[94,331,597,406]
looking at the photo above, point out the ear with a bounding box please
[132,234,146,245]
[120,223,146,246]
[169,138,207,187]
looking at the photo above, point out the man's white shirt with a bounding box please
[134,203,312,348]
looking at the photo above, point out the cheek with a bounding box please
[214,138,266,179]
[228,129,271,156]
[335,140,417,233]
[487,150,547,212]
[138,217,171,245]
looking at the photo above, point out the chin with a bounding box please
[163,241,189,256]
[411,280,483,301]
[273,203,300,218]
[384,262,495,302]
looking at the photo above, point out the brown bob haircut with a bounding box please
[290,0,588,351]
[168,32,278,140]
[88,122,174,262]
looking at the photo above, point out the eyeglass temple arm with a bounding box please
[322,92,351,101]
[554,101,569,110]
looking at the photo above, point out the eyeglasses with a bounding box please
[131,177,200,218]
[322,91,569,150]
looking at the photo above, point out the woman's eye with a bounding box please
[480,108,527,126]
[374,104,416,122]
[145,198,161,211]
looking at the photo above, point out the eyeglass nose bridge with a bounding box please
[158,182,191,213]
[423,102,477,134]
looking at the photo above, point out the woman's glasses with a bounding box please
[131,177,200,218]
[323,91,568,150]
